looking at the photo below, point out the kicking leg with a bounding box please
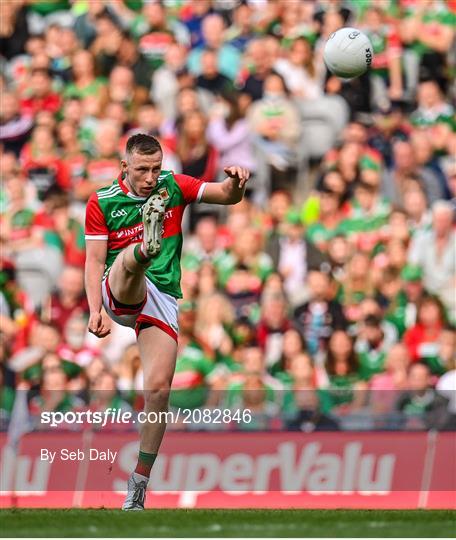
[108,194,165,306]
[122,325,177,511]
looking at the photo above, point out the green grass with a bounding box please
[0,509,455,537]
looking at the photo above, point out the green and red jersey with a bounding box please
[85,170,206,299]
[365,25,402,78]
[170,341,215,410]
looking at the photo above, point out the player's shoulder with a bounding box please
[163,170,197,185]
[158,169,174,181]
[94,179,122,201]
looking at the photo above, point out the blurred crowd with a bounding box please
[1,0,455,433]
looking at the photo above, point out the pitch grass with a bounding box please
[1,509,455,537]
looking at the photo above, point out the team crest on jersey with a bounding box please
[158,187,169,200]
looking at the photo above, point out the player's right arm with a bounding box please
[85,193,111,338]
[85,239,110,338]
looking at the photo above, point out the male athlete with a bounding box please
[84,134,250,510]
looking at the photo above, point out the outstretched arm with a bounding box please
[200,166,251,205]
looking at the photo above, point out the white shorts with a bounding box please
[102,275,178,342]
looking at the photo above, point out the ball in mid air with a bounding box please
[323,27,373,79]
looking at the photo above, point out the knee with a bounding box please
[143,380,171,410]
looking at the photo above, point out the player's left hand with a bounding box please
[224,166,250,189]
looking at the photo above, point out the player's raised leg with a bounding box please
[107,194,165,308]
[122,325,177,511]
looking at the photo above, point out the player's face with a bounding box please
[122,151,163,197]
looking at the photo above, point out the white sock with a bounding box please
[132,471,149,484]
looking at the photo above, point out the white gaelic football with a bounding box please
[323,27,373,79]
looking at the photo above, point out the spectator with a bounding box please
[196,49,231,96]
[20,68,62,119]
[377,266,409,337]
[269,327,307,376]
[57,119,88,187]
[207,89,256,180]
[403,184,432,234]
[42,265,89,334]
[293,270,346,356]
[410,130,449,201]
[187,14,241,81]
[403,295,447,365]
[1,176,41,257]
[368,103,411,168]
[90,369,131,413]
[283,353,339,432]
[171,110,217,182]
[29,365,83,419]
[370,343,410,416]
[182,0,212,49]
[248,73,301,192]
[0,92,34,157]
[33,188,86,268]
[151,43,190,121]
[323,330,368,412]
[74,1,109,48]
[76,120,122,201]
[64,49,107,101]
[21,125,71,201]
[305,186,346,252]
[268,208,326,300]
[224,2,256,52]
[312,169,349,208]
[384,139,445,205]
[239,38,275,102]
[112,32,153,91]
[0,364,15,428]
[399,264,427,330]
[219,225,274,290]
[225,343,283,429]
[436,354,456,422]
[90,11,124,64]
[396,362,450,430]
[356,314,397,381]
[130,0,188,70]
[362,6,403,108]
[8,320,62,384]
[327,235,351,281]
[256,292,291,368]
[183,214,224,264]
[338,252,375,323]
[0,2,30,60]
[0,258,35,351]
[114,343,142,396]
[274,37,321,100]
[102,65,149,123]
[400,3,454,95]
[170,301,216,411]
[408,201,455,310]
[58,311,95,368]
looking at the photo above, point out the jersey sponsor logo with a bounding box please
[111,209,128,218]
[113,223,143,240]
